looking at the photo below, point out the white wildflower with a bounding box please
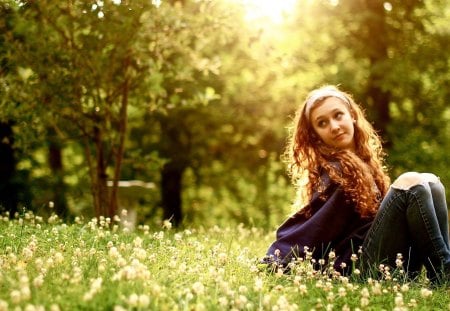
[192,281,205,295]
[420,288,432,298]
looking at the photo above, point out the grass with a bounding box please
[0,211,449,310]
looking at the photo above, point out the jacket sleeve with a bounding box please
[265,172,365,265]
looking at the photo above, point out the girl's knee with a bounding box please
[391,172,439,190]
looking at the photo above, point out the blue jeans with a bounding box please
[362,172,450,282]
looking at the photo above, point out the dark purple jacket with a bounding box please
[265,171,373,273]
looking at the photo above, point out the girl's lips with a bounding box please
[334,133,345,140]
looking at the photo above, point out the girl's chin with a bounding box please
[334,141,355,151]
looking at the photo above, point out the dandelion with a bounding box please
[234,295,248,309]
[22,247,34,260]
[275,268,284,278]
[218,252,227,265]
[21,286,31,301]
[254,277,263,292]
[54,252,64,264]
[162,219,172,230]
[274,285,284,291]
[218,297,228,306]
[192,281,205,295]
[19,274,29,286]
[263,294,272,307]
[33,275,44,288]
[342,304,350,311]
[133,247,147,260]
[408,299,417,308]
[0,300,8,311]
[133,237,143,248]
[360,297,369,308]
[169,259,177,269]
[194,302,206,311]
[138,294,150,308]
[299,284,308,295]
[361,285,370,296]
[328,251,336,260]
[274,249,281,257]
[400,284,409,292]
[48,214,59,224]
[316,280,324,289]
[420,288,432,298]
[326,291,335,302]
[371,282,382,295]
[275,295,290,310]
[238,285,248,293]
[394,293,404,308]
[249,264,259,273]
[83,277,103,301]
[395,254,403,268]
[10,290,21,304]
[185,291,194,301]
[127,293,139,307]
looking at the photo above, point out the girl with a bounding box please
[264,85,450,283]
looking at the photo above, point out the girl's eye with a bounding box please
[335,111,344,119]
[317,120,327,128]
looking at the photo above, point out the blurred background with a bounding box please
[0,0,449,229]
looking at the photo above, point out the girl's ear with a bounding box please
[350,110,357,123]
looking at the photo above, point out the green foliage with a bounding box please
[0,214,449,310]
[0,0,449,223]
[283,0,450,198]
[182,155,294,229]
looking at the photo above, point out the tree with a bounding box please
[2,0,254,223]
[286,0,450,192]
[0,2,32,217]
[2,0,166,218]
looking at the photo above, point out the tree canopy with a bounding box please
[1,0,449,228]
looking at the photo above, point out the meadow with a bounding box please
[1,211,450,311]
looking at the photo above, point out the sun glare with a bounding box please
[240,0,298,24]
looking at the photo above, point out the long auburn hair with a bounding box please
[285,85,390,218]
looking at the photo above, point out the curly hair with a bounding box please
[285,85,390,218]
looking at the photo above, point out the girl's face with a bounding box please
[309,97,356,152]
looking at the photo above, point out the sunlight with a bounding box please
[239,0,298,24]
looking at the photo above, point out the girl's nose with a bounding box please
[330,120,340,132]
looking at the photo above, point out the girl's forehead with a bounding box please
[310,97,349,119]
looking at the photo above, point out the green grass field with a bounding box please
[0,211,449,310]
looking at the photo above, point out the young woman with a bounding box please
[264,85,450,283]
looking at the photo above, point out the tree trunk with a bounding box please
[161,162,184,227]
[0,122,18,217]
[108,57,131,219]
[366,76,391,141]
[363,0,391,142]
[93,125,109,218]
[47,128,69,219]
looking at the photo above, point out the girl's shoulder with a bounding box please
[317,161,342,187]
